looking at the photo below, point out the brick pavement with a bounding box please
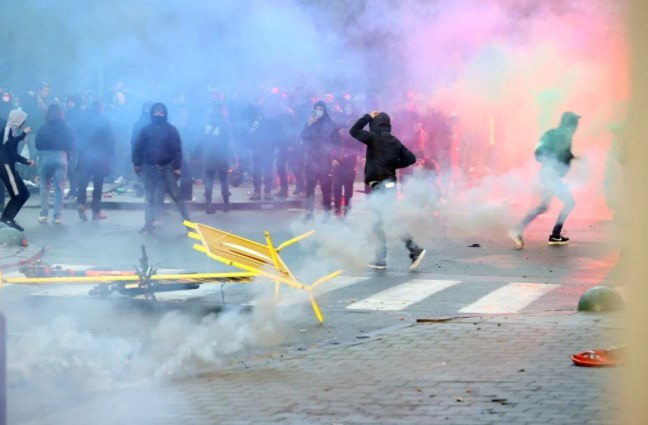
[13,311,621,425]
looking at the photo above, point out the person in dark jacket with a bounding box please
[130,102,153,198]
[246,96,274,201]
[509,112,580,249]
[76,100,115,221]
[132,102,190,233]
[197,108,231,214]
[35,104,75,224]
[333,102,364,217]
[301,101,340,221]
[0,109,34,231]
[350,111,426,270]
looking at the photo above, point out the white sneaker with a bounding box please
[25,180,37,188]
[53,217,62,225]
[37,216,48,223]
[508,230,525,250]
[113,176,126,185]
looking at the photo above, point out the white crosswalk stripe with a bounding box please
[458,282,559,314]
[4,265,568,315]
[347,279,461,311]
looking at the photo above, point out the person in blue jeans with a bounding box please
[35,104,75,224]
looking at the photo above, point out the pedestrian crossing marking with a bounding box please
[247,276,371,307]
[458,282,559,314]
[347,279,461,311]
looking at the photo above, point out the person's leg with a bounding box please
[143,165,159,229]
[1,166,30,225]
[320,169,332,213]
[39,158,54,219]
[343,169,355,213]
[551,178,576,237]
[332,167,342,213]
[162,165,190,221]
[52,158,67,220]
[251,148,262,198]
[76,163,91,220]
[304,169,317,217]
[275,146,288,197]
[290,146,306,195]
[262,148,274,197]
[219,168,230,211]
[517,199,551,233]
[204,169,215,205]
[91,171,105,216]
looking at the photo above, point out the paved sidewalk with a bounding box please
[14,312,621,425]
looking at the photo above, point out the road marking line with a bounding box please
[347,279,461,311]
[459,282,560,314]
[247,276,371,307]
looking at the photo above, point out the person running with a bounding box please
[0,109,34,231]
[349,110,426,270]
[509,111,580,249]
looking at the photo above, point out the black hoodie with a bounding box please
[132,102,183,170]
[349,113,416,185]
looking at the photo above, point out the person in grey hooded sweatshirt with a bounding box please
[0,109,35,231]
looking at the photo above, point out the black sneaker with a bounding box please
[368,259,387,270]
[249,192,261,201]
[263,193,273,201]
[409,248,427,271]
[206,205,215,215]
[1,219,24,232]
[548,235,569,246]
[275,190,288,199]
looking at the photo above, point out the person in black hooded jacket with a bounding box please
[300,101,340,221]
[350,111,426,270]
[132,102,190,233]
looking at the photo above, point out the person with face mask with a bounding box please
[0,90,13,121]
[509,112,580,249]
[0,109,35,231]
[133,102,190,234]
[350,110,427,270]
[300,101,340,221]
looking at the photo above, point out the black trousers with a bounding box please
[305,165,332,213]
[275,145,288,193]
[204,168,229,205]
[77,161,106,214]
[0,163,30,222]
[251,146,274,194]
[333,163,355,212]
[288,145,305,193]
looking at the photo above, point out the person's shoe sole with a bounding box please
[368,263,387,270]
[409,249,427,271]
[548,240,569,246]
[38,217,48,224]
[508,230,524,250]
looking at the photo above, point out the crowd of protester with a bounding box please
[0,81,461,230]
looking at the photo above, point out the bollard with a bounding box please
[577,285,625,312]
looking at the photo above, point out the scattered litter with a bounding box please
[416,317,454,323]
[455,397,464,402]
[518,369,525,372]
[356,335,370,339]
[468,243,481,248]
[299,329,307,332]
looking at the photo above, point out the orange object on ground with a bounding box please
[572,346,624,367]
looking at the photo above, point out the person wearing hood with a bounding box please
[132,102,190,234]
[300,100,341,221]
[76,100,115,221]
[349,111,426,270]
[35,104,75,224]
[509,112,580,249]
[0,109,35,231]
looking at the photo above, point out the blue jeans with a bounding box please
[39,151,67,219]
